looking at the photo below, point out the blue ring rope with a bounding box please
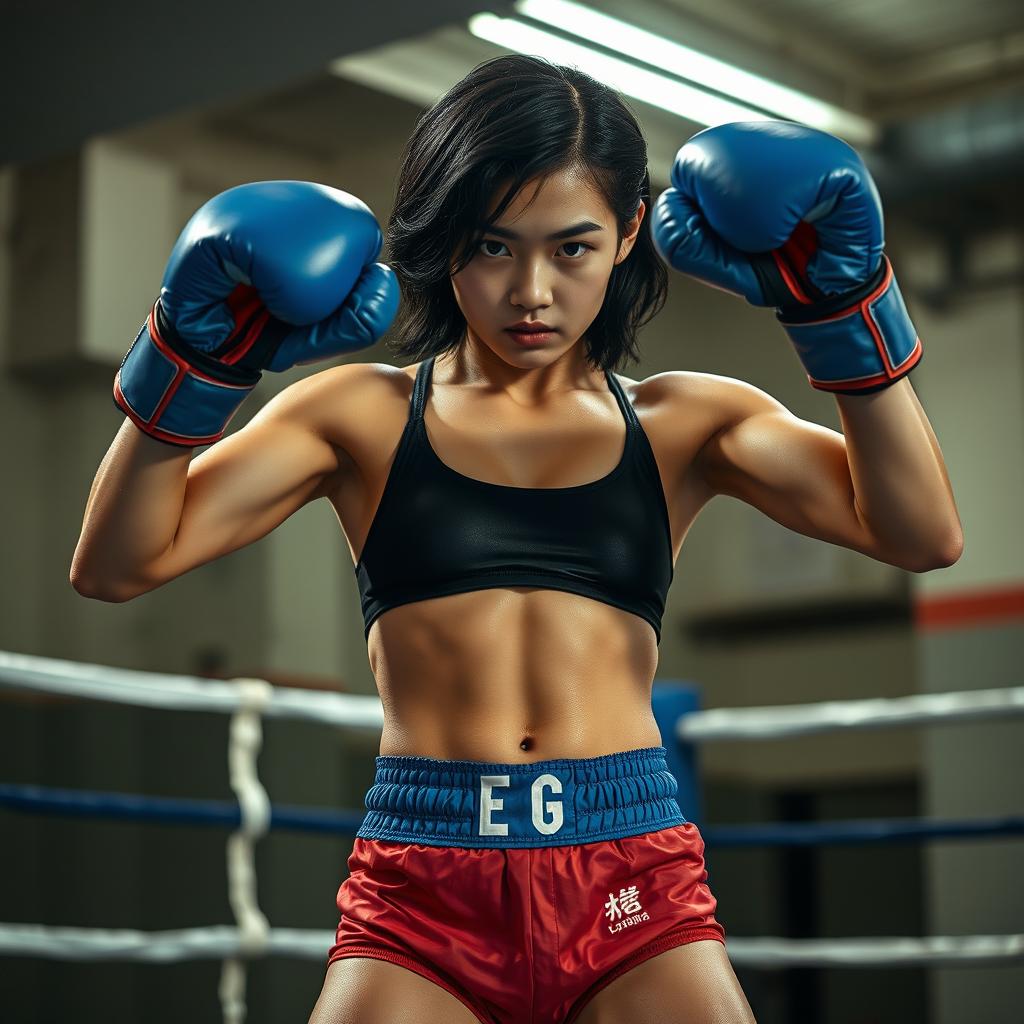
[701,817,1024,846]
[0,783,364,835]
[2,782,1023,846]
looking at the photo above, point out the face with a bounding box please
[449,165,645,372]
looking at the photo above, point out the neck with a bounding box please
[435,329,605,402]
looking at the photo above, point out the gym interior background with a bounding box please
[1,1,1022,1021]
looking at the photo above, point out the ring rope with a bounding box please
[676,685,1024,742]
[2,649,1020,741]
[3,782,1023,846]
[0,922,1020,968]
[0,650,383,730]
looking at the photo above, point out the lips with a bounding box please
[507,327,555,346]
[508,322,554,332]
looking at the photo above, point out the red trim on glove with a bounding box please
[787,256,924,389]
[809,348,922,393]
[113,373,224,446]
[771,221,818,304]
[221,284,272,365]
[112,304,254,446]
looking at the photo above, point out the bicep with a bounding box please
[146,377,343,588]
[695,382,892,563]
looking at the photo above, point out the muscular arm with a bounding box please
[674,373,961,572]
[70,422,194,600]
[70,363,373,601]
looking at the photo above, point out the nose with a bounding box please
[509,257,554,310]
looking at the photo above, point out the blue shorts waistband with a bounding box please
[355,745,686,848]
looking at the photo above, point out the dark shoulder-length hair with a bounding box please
[383,53,667,373]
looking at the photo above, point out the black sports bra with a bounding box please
[354,356,674,643]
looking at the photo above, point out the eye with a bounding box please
[478,239,594,260]
[559,241,594,259]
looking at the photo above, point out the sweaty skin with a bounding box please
[320,167,717,762]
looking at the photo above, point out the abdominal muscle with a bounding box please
[367,586,663,762]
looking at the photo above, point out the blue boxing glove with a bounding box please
[114,180,400,446]
[651,121,922,395]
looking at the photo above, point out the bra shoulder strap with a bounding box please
[605,369,640,430]
[409,356,435,423]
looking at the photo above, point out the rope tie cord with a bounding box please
[219,678,274,1024]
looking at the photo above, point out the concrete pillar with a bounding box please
[905,228,1024,1024]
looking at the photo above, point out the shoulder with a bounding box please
[256,361,410,465]
[628,370,791,495]
[631,369,787,430]
[270,360,410,416]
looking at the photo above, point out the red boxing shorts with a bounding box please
[327,746,726,1024]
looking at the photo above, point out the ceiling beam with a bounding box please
[1,0,513,165]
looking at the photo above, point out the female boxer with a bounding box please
[72,53,960,1024]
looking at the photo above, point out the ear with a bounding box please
[615,200,647,265]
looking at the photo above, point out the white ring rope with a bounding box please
[2,649,1020,741]
[0,923,1020,968]
[676,685,1024,742]
[0,650,383,730]
[725,933,1024,967]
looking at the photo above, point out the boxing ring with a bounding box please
[1,648,1022,1022]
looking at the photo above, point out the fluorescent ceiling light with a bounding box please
[473,0,877,146]
[468,13,778,128]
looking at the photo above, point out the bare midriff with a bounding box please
[367,586,663,761]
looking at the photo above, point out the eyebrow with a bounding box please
[482,220,605,241]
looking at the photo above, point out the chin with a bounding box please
[499,333,581,359]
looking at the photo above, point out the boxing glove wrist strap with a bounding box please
[113,300,261,448]
[773,255,924,396]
